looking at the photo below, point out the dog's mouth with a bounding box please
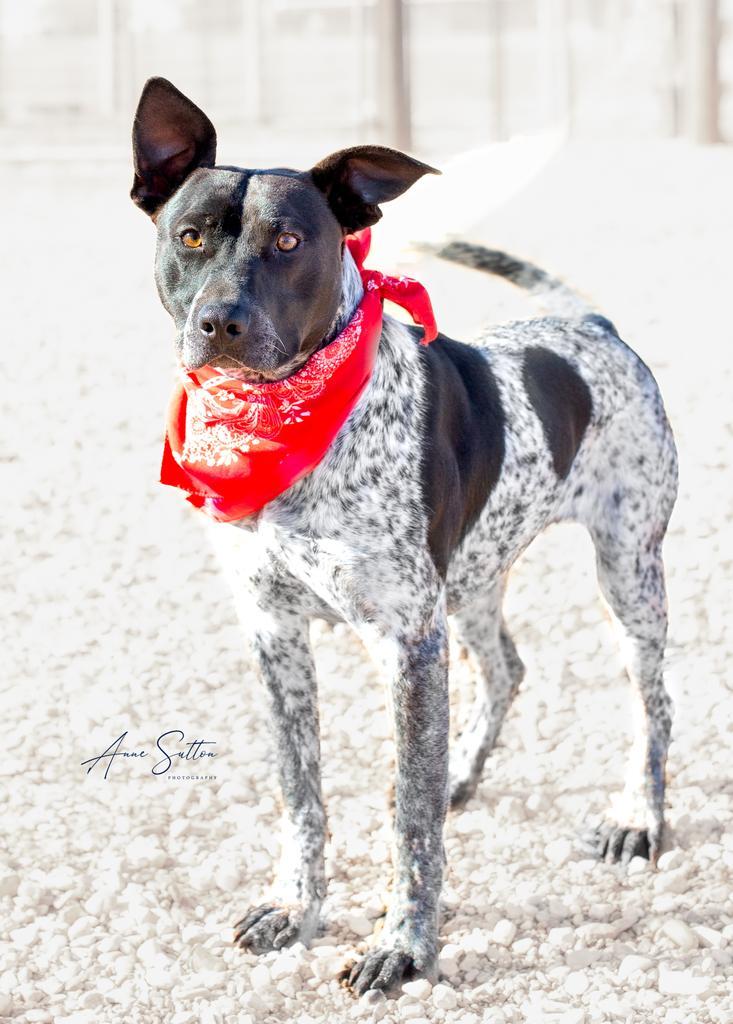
[186,351,313,384]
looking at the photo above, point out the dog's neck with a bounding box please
[320,246,364,350]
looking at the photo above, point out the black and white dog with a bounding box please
[131,78,678,994]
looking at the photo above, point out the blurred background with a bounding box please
[0,0,729,162]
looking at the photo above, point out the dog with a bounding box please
[131,77,678,995]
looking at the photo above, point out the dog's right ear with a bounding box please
[131,77,217,217]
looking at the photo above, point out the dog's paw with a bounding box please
[578,822,659,865]
[340,945,423,995]
[233,901,318,954]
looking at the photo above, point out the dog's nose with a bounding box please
[198,303,247,346]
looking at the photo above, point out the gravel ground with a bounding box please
[2,141,732,1024]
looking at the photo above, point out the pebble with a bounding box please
[695,925,724,949]
[545,839,573,866]
[661,919,699,951]
[564,970,589,995]
[213,864,240,893]
[566,949,596,969]
[513,938,534,955]
[438,943,462,977]
[654,868,690,895]
[346,914,373,938]
[79,992,104,1010]
[627,856,649,875]
[276,976,298,998]
[493,919,517,947]
[658,966,712,997]
[558,1011,585,1024]
[402,979,432,999]
[549,927,575,949]
[399,1004,426,1020]
[9,923,38,947]
[0,871,20,897]
[618,955,655,980]
[496,796,526,822]
[431,983,458,1010]
[270,955,300,980]
[250,964,271,990]
[657,850,684,871]
[190,946,226,973]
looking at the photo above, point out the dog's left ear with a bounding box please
[310,145,440,234]
[131,77,217,217]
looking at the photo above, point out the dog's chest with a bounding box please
[210,320,440,627]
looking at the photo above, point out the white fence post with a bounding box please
[684,0,720,143]
[537,0,574,136]
[488,0,504,140]
[377,0,412,150]
[242,0,266,124]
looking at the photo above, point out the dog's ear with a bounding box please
[131,77,217,217]
[310,145,440,233]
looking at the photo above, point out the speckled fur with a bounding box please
[219,250,678,991]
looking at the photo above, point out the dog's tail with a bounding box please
[429,240,598,319]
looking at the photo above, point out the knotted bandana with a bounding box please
[160,228,438,522]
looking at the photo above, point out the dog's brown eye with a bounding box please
[181,230,202,249]
[276,232,300,252]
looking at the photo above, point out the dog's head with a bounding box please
[131,77,438,381]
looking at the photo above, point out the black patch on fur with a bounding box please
[416,330,506,577]
[522,347,592,479]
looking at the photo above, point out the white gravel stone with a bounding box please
[558,1011,586,1024]
[493,919,517,947]
[661,919,699,950]
[402,979,432,999]
[438,943,462,977]
[658,966,712,997]
[654,869,691,895]
[544,839,573,866]
[399,1004,427,1019]
[618,955,655,980]
[346,914,373,938]
[270,954,300,980]
[627,856,649,875]
[432,983,458,1010]
[276,976,298,998]
[250,963,272,990]
[213,863,241,893]
[564,970,589,995]
[189,945,226,973]
[694,925,724,949]
[657,850,684,871]
[548,926,575,949]
[0,871,20,897]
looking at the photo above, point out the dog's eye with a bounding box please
[276,232,300,252]
[181,229,203,249]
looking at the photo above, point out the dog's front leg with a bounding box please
[346,610,449,994]
[234,613,326,953]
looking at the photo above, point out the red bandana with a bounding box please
[160,228,438,522]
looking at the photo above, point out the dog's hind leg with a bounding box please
[448,580,525,809]
[580,523,674,866]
